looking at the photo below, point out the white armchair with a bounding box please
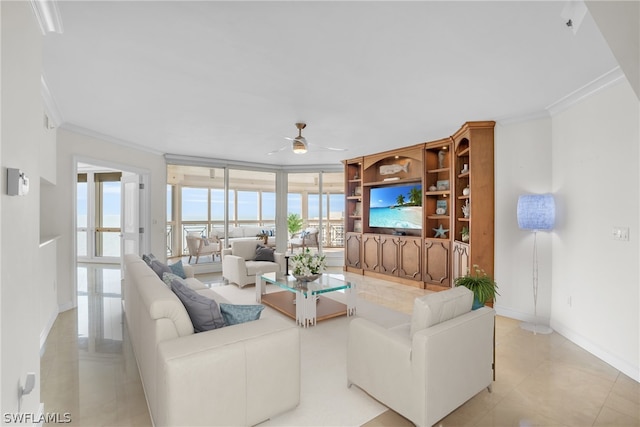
[185,233,220,264]
[347,287,495,427]
[289,227,320,252]
[222,240,285,288]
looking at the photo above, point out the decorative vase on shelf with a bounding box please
[462,186,470,196]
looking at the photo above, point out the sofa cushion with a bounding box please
[245,261,281,276]
[232,240,259,261]
[229,227,244,238]
[171,279,226,332]
[169,260,187,279]
[220,303,265,325]
[150,259,172,280]
[410,287,473,338]
[255,246,275,262]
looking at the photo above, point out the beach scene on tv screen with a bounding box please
[369,184,422,229]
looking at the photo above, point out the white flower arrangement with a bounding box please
[290,248,326,276]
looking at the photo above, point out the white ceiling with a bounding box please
[43,1,620,166]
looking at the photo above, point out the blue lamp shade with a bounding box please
[517,194,555,231]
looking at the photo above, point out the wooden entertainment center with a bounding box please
[343,121,495,290]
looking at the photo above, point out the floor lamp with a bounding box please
[517,194,555,335]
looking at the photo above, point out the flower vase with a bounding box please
[293,273,321,283]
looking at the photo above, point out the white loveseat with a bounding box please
[123,254,300,426]
[222,240,285,288]
[347,286,495,427]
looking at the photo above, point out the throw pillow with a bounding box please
[220,303,265,326]
[171,279,226,332]
[254,246,275,262]
[150,259,172,280]
[169,260,187,279]
[142,253,157,266]
[162,272,185,288]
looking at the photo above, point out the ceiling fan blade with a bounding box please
[267,144,288,155]
[307,141,347,152]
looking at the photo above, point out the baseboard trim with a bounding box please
[39,309,59,355]
[551,319,639,383]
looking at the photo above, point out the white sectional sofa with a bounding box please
[123,254,300,426]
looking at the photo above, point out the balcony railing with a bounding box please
[167,220,344,257]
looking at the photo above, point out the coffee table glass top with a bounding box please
[260,272,351,296]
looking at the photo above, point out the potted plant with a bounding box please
[287,213,304,237]
[454,264,499,309]
[461,226,469,242]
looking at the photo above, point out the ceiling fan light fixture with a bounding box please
[292,138,307,154]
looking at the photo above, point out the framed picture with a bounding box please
[436,180,449,191]
[436,200,448,215]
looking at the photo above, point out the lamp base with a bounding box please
[520,322,553,335]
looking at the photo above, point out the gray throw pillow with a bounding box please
[220,303,265,325]
[171,279,226,332]
[142,253,157,266]
[254,246,275,262]
[150,259,172,279]
[162,272,184,288]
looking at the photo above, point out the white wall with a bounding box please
[494,80,639,381]
[1,1,46,415]
[550,80,639,380]
[54,128,167,310]
[494,117,553,324]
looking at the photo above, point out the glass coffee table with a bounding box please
[256,272,356,327]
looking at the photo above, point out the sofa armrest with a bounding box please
[155,317,300,427]
[273,252,286,273]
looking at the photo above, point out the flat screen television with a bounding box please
[369,183,422,230]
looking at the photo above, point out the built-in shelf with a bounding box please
[427,215,450,220]
[364,177,422,187]
[427,167,450,174]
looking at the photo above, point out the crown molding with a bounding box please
[545,66,625,116]
[165,153,342,172]
[60,124,166,156]
[496,109,551,126]
[29,0,63,35]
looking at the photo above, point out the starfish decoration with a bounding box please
[433,224,449,238]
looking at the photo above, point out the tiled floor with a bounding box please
[41,264,639,426]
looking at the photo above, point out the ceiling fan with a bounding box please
[267,123,347,155]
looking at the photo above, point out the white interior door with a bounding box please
[121,172,141,258]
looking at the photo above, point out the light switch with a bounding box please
[612,226,630,241]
